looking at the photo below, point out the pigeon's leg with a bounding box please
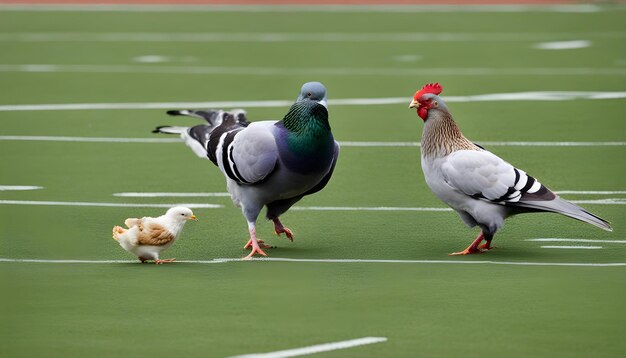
[479,240,495,251]
[155,258,176,264]
[243,222,268,259]
[272,218,294,242]
[449,231,488,256]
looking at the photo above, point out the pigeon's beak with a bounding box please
[409,99,419,109]
[190,215,198,221]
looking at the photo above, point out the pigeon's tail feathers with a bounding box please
[183,125,213,159]
[152,126,188,134]
[165,109,249,127]
[167,109,225,126]
[518,197,613,232]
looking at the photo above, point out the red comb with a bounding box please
[413,82,443,100]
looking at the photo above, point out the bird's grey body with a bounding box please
[154,82,339,258]
[410,84,611,254]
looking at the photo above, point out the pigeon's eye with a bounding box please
[307,92,312,97]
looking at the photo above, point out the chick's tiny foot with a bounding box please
[155,258,176,264]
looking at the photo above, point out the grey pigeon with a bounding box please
[154,82,339,258]
[408,83,612,255]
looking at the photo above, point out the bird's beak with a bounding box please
[190,215,198,221]
[409,99,419,109]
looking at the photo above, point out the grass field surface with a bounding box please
[1,4,625,357]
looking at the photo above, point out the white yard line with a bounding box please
[569,199,626,205]
[229,337,387,358]
[528,238,626,243]
[1,136,625,148]
[1,257,625,267]
[0,4,604,13]
[541,246,603,249]
[554,191,626,195]
[2,199,622,210]
[1,64,626,77]
[1,32,624,43]
[114,192,231,197]
[0,200,222,209]
[0,200,450,211]
[0,135,181,143]
[1,91,625,112]
[0,185,43,191]
[290,206,452,212]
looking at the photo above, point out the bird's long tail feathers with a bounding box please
[517,197,613,232]
[153,109,250,159]
[166,109,225,126]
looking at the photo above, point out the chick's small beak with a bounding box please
[190,215,198,221]
[409,99,419,109]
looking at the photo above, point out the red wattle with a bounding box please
[418,107,428,121]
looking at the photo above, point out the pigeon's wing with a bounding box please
[440,150,549,205]
[221,122,279,185]
[135,222,176,246]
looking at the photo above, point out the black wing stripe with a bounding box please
[228,145,251,184]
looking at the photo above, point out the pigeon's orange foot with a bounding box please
[243,239,273,250]
[479,241,495,251]
[155,258,176,264]
[243,243,267,260]
[272,219,294,242]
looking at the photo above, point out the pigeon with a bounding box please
[112,206,197,264]
[408,83,612,255]
[153,82,339,259]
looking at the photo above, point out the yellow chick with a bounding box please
[112,206,197,264]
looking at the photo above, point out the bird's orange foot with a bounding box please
[155,258,176,264]
[479,242,496,251]
[448,246,486,256]
[243,239,273,250]
[273,219,294,242]
[243,244,267,260]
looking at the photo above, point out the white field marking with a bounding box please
[0,199,450,212]
[132,55,169,63]
[2,32,625,43]
[541,246,603,250]
[528,238,626,244]
[555,190,626,195]
[570,198,626,205]
[0,185,43,191]
[2,91,626,112]
[0,200,222,209]
[0,4,604,13]
[2,64,626,77]
[1,136,625,148]
[534,40,592,50]
[114,192,231,197]
[1,257,625,267]
[229,337,387,358]
[0,135,181,143]
[290,206,452,212]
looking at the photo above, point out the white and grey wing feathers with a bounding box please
[216,122,278,185]
[441,150,545,205]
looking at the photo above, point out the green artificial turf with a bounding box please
[1,5,625,358]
